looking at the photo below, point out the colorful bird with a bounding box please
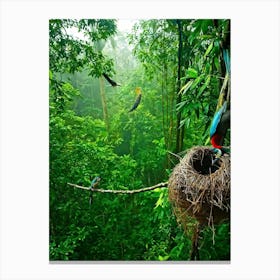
[210,47,231,162]
[209,102,230,165]
[222,48,230,74]
[129,87,142,112]
[210,101,230,149]
[89,176,101,206]
[90,176,101,189]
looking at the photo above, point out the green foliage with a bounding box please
[199,223,230,260]
[49,19,230,261]
[49,19,116,75]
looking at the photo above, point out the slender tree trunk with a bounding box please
[99,76,109,132]
[169,79,176,149]
[161,66,166,145]
[175,19,184,153]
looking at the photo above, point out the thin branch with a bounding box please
[167,150,182,160]
[67,181,169,194]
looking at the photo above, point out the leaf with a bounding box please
[214,57,220,70]
[179,118,190,129]
[197,76,210,98]
[185,118,190,128]
[179,119,185,129]
[186,68,198,79]
[190,75,204,90]
[178,80,193,95]
[204,103,210,114]
[200,35,212,40]
[154,192,164,208]
[176,100,188,112]
[205,62,212,74]
[118,185,128,190]
[158,255,169,261]
[204,41,213,58]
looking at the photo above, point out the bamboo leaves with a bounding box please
[178,71,210,98]
[204,41,213,58]
[178,80,194,95]
[174,20,229,150]
[186,68,198,79]
[197,75,210,98]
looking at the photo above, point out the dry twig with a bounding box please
[67,181,169,194]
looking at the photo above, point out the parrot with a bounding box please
[89,176,101,206]
[210,101,230,148]
[222,48,230,74]
[102,73,121,87]
[210,47,231,164]
[210,102,230,165]
[128,87,142,112]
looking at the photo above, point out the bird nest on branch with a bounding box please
[168,146,230,229]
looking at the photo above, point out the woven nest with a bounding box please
[168,146,230,228]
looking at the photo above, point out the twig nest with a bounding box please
[168,146,230,227]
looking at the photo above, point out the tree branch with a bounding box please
[67,181,169,194]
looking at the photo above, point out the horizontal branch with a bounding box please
[67,181,169,194]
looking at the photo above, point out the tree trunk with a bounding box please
[175,19,184,153]
[99,76,109,132]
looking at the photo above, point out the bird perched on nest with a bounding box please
[128,87,142,112]
[210,48,230,163]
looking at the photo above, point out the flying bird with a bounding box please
[102,73,121,87]
[128,87,142,112]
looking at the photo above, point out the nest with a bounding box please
[168,146,230,228]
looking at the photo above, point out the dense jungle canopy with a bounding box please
[49,19,230,261]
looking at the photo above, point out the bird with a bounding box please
[102,73,121,87]
[210,45,231,165]
[89,176,101,206]
[90,176,101,189]
[211,147,223,166]
[222,48,230,74]
[210,101,230,164]
[128,87,142,112]
[210,102,229,147]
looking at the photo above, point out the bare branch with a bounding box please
[67,181,169,194]
[167,150,182,160]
